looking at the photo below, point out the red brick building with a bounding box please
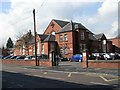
[109,38,120,53]
[14,19,113,58]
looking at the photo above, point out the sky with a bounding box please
[0,0,119,48]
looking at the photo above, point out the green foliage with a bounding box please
[6,37,14,49]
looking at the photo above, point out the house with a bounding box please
[109,37,120,53]
[14,19,113,58]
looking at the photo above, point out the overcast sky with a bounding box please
[0,0,118,48]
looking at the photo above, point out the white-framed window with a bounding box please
[64,34,68,41]
[59,34,63,42]
[42,44,44,54]
[81,31,84,40]
[64,47,68,54]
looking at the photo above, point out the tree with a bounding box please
[6,37,14,49]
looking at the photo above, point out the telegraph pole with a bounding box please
[33,9,38,66]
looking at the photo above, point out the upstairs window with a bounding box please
[81,31,84,40]
[59,34,63,42]
[64,34,68,41]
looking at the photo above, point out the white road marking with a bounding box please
[90,82,109,85]
[24,73,65,81]
[44,72,47,74]
[99,76,120,82]
[68,73,72,77]
[23,68,28,69]
[99,76,108,82]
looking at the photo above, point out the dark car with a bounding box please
[3,55,12,59]
[16,56,26,60]
[37,54,48,60]
[60,57,68,61]
[0,55,5,59]
[24,55,35,60]
[10,56,18,59]
[69,54,82,62]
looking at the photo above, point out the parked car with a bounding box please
[69,54,82,62]
[60,57,69,61]
[10,56,18,59]
[24,55,35,60]
[103,53,112,60]
[16,55,26,60]
[37,54,48,60]
[0,55,5,59]
[3,55,12,59]
[110,53,120,60]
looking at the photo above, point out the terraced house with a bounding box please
[14,19,112,58]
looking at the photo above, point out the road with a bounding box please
[2,63,120,89]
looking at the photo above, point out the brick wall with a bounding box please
[2,59,52,67]
[82,60,120,69]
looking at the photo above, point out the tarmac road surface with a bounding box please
[2,64,120,89]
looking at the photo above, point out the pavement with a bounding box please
[22,62,120,77]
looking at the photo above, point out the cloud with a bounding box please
[0,13,15,47]
[107,21,118,38]
[74,0,118,38]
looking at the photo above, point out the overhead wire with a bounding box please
[10,0,46,26]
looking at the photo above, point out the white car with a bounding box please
[103,53,111,60]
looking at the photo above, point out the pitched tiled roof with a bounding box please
[38,34,55,42]
[89,34,97,40]
[56,21,88,33]
[38,34,49,41]
[94,33,106,40]
[44,34,55,42]
[53,19,69,28]
[57,22,72,33]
